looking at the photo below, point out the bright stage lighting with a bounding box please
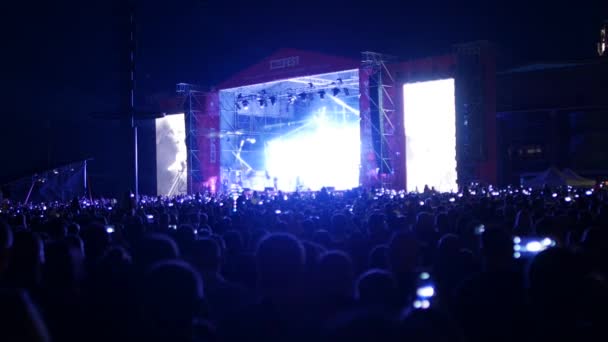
[403,79,457,193]
[265,109,360,191]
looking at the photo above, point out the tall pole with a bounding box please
[129,2,139,199]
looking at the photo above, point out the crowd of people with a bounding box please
[1,185,607,341]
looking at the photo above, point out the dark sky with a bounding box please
[0,0,606,190]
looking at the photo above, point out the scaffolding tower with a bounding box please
[176,83,205,194]
[362,51,397,189]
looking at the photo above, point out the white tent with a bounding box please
[522,167,595,188]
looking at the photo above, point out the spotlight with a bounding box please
[269,96,276,105]
[318,90,326,99]
[343,88,350,96]
[242,100,249,110]
[332,87,340,96]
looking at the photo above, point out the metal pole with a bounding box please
[129,3,139,199]
[83,159,87,194]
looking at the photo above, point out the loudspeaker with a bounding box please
[455,43,491,186]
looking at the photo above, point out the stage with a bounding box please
[155,45,497,196]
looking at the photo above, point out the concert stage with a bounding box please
[156,44,497,195]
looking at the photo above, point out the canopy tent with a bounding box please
[522,167,595,188]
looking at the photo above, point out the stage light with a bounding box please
[332,87,340,96]
[269,96,276,105]
[242,100,249,110]
[318,90,326,99]
[343,88,349,96]
[265,120,359,191]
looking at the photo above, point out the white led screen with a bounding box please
[403,79,457,192]
[156,114,187,196]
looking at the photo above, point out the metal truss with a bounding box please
[176,83,205,194]
[362,52,397,189]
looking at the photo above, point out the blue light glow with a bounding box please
[416,286,435,298]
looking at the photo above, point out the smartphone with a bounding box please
[474,224,485,235]
[168,224,177,230]
[105,225,115,234]
[513,236,555,259]
[412,271,435,310]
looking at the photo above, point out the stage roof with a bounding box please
[218,48,359,89]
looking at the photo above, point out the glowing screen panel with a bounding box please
[403,79,457,192]
[156,114,187,196]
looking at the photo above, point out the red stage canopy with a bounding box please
[219,48,360,89]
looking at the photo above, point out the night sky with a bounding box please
[1,0,606,193]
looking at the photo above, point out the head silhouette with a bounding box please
[480,227,513,270]
[142,260,204,339]
[317,250,354,299]
[356,269,398,310]
[136,233,179,269]
[255,233,305,296]
[191,238,221,274]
